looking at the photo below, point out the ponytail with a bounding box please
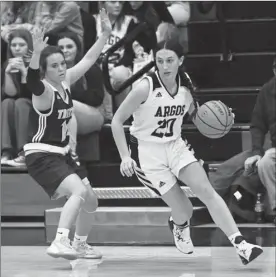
[179,69,199,121]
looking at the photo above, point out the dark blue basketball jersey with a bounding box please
[29,81,73,148]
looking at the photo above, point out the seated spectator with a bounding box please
[128,1,190,41]
[244,56,276,223]
[1,2,30,26]
[1,2,36,42]
[1,2,15,26]
[56,32,105,156]
[1,2,27,64]
[1,28,33,167]
[211,149,263,222]
[92,1,139,118]
[1,2,84,49]
[211,56,276,224]
[39,1,84,48]
[126,2,190,82]
[77,4,97,54]
[127,1,160,50]
[128,1,173,29]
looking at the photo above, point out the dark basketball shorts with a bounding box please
[25,152,88,198]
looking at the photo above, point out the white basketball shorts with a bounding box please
[131,137,198,196]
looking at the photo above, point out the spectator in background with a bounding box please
[56,32,105,157]
[1,28,33,167]
[1,2,26,64]
[127,1,159,50]
[211,56,276,223]
[126,2,190,87]
[36,2,84,48]
[128,1,190,45]
[1,2,16,26]
[77,4,97,55]
[128,1,173,30]
[93,1,138,119]
[1,2,38,41]
[1,2,84,48]
[244,56,276,223]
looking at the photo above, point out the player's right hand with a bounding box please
[99,8,112,36]
[120,157,137,177]
[244,155,261,173]
[31,25,50,53]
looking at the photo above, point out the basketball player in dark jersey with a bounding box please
[111,37,263,265]
[24,9,111,260]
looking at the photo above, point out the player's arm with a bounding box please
[27,27,52,111]
[111,79,150,160]
[66,9,111,86]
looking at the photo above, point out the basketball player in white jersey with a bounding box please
[111,37,263,265]
[23,9,111,260]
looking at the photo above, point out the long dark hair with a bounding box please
[7,28,33,60]
[56,32,87,90]
[3,28,33,96]
[57,31,83,64]
[98,1,126,31]
[154,26,198,118]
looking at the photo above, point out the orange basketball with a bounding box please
[194,101,234,139]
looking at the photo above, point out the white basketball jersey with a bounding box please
[130,71,194,143]
[95,14,134,66]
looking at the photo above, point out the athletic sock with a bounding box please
[228,232,244,246]
[74,234,88,243]
[170,216,189,228]
[55,228,70,241]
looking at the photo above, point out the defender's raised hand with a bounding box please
[99,8,112,36]
[32,26,49,53]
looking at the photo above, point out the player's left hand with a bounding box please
[120,156,137,177]
[99,8,112,36]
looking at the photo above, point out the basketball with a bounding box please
[194,101,234,139]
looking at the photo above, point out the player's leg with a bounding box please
[72,177,102,259]
[132,139,194,254]
[46,173,88,260]
[162,183,193,225]
[178,162,263,264]
[68,113,78,155]
[66,157,102,259]
[161,183,194,254]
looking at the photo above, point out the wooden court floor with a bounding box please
[1,246,275,277]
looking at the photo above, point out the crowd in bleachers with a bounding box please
[1,1,191,166]
[1,1,275,224]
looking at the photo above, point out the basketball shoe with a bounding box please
[233,236,263,265]
[46,237,78,260]
[72,240,102,259]
[168,216,194,254]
